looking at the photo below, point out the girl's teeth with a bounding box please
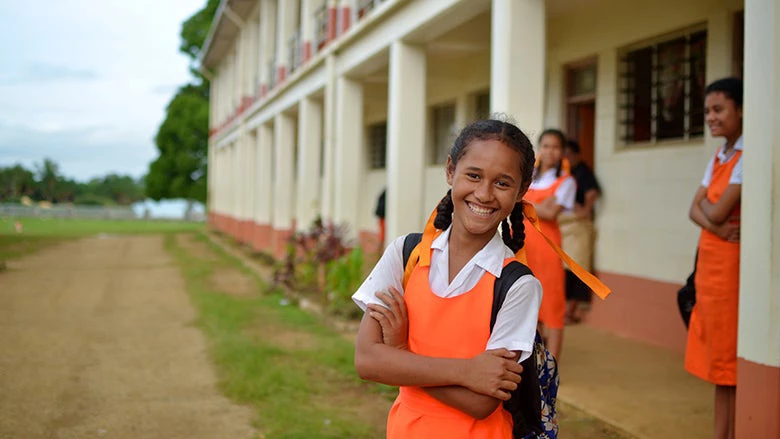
[469,203,492,216]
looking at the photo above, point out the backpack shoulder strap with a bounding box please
[402,233,423,288]
[490,260,533,332]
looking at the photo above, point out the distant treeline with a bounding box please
[0,158,144,206]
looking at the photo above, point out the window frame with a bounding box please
[617,24,708,147]
[367,121,388,170]
[429,101,457,165]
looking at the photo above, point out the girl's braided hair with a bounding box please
[434,117,535,252]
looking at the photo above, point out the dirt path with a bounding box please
[0,235,257,439]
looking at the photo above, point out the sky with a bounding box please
[0,0,206,182]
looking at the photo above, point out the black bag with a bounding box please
[676,252,698,329]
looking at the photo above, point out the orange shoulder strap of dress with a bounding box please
[518,201,611,299]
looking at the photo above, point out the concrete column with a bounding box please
[254,124,274,249]
[296,97,323,231]
[333,76,364,238]
[320,55,337,219]
[230,142,240,236]
[259,0,277,95]
[275,0,299,83]
[301,0,314,63]
[386,41,427,241]
[490,0,545,137]
[244,133,257,241]
[736,0,780,436]
[273,113,295,231]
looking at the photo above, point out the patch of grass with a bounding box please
[166,232,393,439]
[0,234,65,261]
[0,217,203,237]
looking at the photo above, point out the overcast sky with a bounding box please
[0,0,205,181]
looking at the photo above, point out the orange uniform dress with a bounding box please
[387,259,514,439]
[685,149,742,385]
[523,177,568,330]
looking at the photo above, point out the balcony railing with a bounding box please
[314,2,329,50]
[357,0,385,19]
[267,58,277,90]
[287,29,302,74]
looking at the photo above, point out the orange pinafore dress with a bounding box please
[685,148,742,385]
[523,176,568,330]
[387,252,514,439]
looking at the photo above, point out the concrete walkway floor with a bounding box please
[559,325,714,439]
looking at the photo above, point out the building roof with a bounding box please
[200,0,257,69]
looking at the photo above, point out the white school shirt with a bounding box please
[529,168,577,211]
[701,136,744,187]
[352,227,542,362]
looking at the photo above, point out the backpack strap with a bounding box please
[492,260,545,437]
[490,260,532,332]
[401,233,423,289]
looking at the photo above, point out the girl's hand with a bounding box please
[367,287,408,350]
[710,221,740,242]
[461,349,523,400]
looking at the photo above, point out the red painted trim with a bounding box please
[277,66,286,84]
[251,223,273,251]
[260,83,268,97]
[340,7,351,34]
[272,228,294,260]
[327,7,337,42]
[736,357,780,438]
[302,41,312,62]
[587,271,688,353]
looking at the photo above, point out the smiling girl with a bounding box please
[686,77,743,439]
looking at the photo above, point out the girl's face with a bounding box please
[446,139,527,242]
[705,92,742,140]
[537,134,563,169]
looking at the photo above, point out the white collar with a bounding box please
[717,136,743,161]
[431,226,507,278]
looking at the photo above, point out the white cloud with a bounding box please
[0,0,204,181]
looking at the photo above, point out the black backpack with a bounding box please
[402,233,559,438]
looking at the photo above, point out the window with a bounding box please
[368,122,387,169]
[473,90,491,120]
[619,27,707,144]
[431,102,457,164]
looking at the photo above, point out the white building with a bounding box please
[201,0,780,433]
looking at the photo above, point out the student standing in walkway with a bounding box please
[353,119,543,438]
[523,129,576,361]
[685,77,743,439]
[560,140,601,324]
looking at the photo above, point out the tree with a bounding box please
[0,165,35,202]
[145,0,219,205]
[35,158,61,202]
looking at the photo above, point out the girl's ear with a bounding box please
[515,187,528,203]
[445,156,455,186]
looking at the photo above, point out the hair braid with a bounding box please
[510,202,526,252]
[434,190,454,230]
[501,218,516,252]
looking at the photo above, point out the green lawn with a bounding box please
[0,217,204,262]
[0,217,203,236]
[166,233,393,438]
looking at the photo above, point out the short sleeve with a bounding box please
[554,176,576,210]
[351,235,406,312]
[729,156,743,184]
[701,156,715,188]
[485,275,542,362]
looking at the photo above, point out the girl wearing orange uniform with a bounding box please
[685,77,743,439]
[353,120,542,438]
[524,129,576,361]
